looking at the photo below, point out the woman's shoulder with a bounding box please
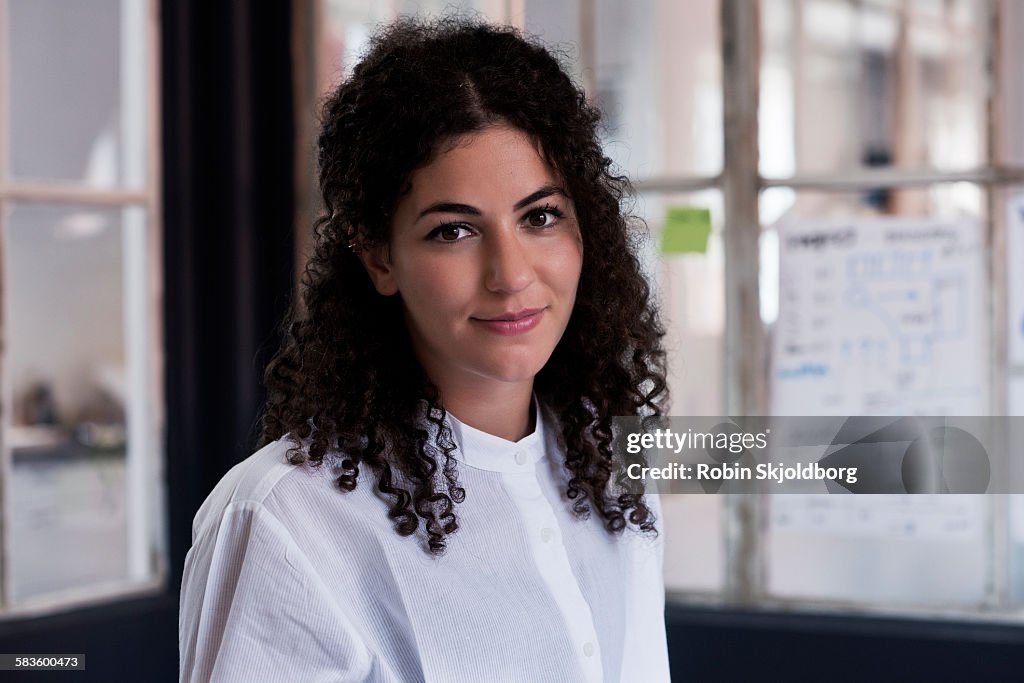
[189,435,323,543]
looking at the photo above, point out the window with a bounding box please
[754,0,1024,617]
[303,0,1024,623]
[0,0,164,615]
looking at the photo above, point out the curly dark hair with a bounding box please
[259,16,668,554]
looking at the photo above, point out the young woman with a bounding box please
[180,17,670,683]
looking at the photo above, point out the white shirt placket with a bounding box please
[502,453,604,683]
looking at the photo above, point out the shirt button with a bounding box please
[514,450,527,465]
[583,642,595,657]
[541,527,555,543]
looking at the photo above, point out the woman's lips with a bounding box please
[472,308,545,335]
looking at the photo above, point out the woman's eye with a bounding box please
[525,208,560,228]
[429,223,473,242]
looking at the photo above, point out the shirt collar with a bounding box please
[446,396,552,473]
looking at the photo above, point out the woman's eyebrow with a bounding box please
[415,185,566,221]
[416,202,481,220]
[513,185,566,211]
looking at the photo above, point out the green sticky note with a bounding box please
[660,206,712,254]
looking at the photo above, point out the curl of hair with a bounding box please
[259,17,668,554]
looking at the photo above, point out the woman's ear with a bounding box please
[357,244,399,295]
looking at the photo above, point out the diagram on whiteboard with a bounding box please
[771,218,987,415]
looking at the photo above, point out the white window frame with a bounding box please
[700,0,1024,619]
[0,0,165,616]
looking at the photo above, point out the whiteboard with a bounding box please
[765,217,990,606]
[1009,194,1024,369]
[770,217,988,416]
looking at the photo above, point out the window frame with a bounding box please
[302,0,1024,629]
[709,0,1024,619]
[0,1,296,678]
[0,0,166,617]
[623,0,1024,620]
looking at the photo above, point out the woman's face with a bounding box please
[360,124,583,396]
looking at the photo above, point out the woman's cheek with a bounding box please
[551,237,584,284]
[404,257,472,304]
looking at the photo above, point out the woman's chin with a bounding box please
[473,357,552,386]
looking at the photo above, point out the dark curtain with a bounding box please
[162,0,296,588]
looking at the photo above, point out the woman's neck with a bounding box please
[441,380,535,442]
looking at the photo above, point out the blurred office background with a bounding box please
[0,0,1022,680]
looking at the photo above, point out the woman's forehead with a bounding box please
[405,126,561,203]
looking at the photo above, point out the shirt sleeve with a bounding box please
[179,500,373,682]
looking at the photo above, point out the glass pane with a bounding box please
[322,0,396,82]
[522,0,584,80]
[1008,187,1024,413]
[638,188,725,594]
[638,189,725,414]
[596,0,722,179]
[767,495,991,607]
[5,0,148,188]
[997,3,1024,167]
[3,203,159,604]
[1012,495,1024,605]
[321,0,723,180]
[395,0,501,14]
[1004,185,1024,604]
[663,494,724,595]
[323,1,510,82]
[761,0,989,177]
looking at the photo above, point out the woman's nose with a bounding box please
[484,229,536,294]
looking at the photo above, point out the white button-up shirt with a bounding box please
[180,403,671,682]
